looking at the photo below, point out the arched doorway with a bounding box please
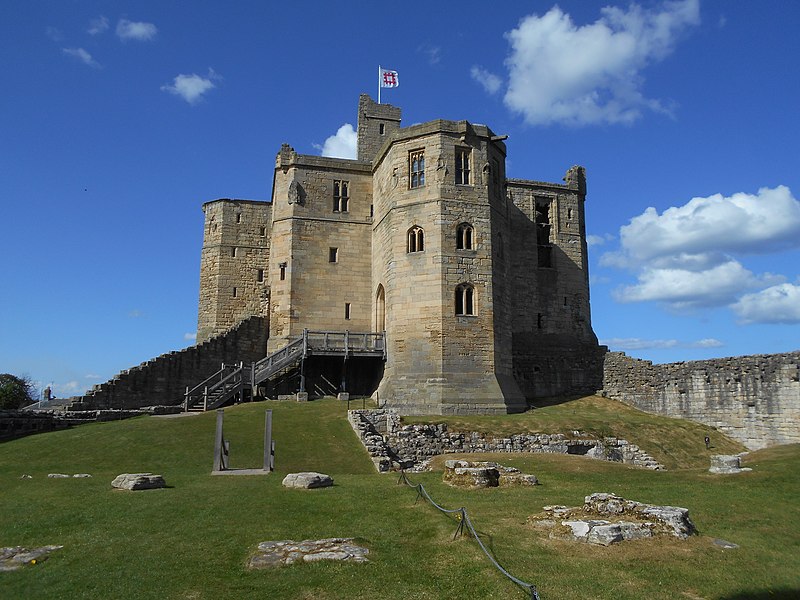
[375,284,385,332]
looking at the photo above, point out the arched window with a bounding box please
[407,226,424,253]
[456,223,474,250]
[455,283,475,316]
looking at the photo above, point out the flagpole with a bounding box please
[377,65,381,104]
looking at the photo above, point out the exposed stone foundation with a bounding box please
[601,351,800,449]
[348,409,663,472]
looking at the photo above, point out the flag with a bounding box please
[380,68,399,88]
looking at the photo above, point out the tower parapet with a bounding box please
[357,94,401,163]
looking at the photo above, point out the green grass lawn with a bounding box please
[1,398,798,600]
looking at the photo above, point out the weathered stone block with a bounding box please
[281,472,333,489]
[111,473,167,491]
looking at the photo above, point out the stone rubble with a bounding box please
[247,538,368,568]
[281,472,333,489]
[349,409,664,472]
[0,546,63,572]
[529,492,696,546]
[443,459,538,488]
[111,473,167,490]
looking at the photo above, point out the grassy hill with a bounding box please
[1,398,798,599]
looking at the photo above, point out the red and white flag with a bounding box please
[379,68,399,88]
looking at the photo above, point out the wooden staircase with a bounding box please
[183,330,386,412]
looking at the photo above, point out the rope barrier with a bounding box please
[398,471,541,600]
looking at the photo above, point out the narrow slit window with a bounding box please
[409,150,425,189]
[236,213,242,223]
[260,226,266,236]
[232,287,238,298]
[257,269,264,283]
[379,123,385,135]
[279,263,286,281]
[231,247,237,257]
[329,247,338,263]
[344,303,351,320]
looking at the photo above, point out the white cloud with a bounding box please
[161,70,219,105]
[732,283,800,324]
[116,19,158,41]
[502,0,699,125]
[600,337,678,350]
[587,233,615,247]
[612,260,783,309]
[605,186,800,269]
[318,123,357,159]
[602,185,800,311]
[419,44,441,65]
[470,66,502,95]
[184,332,197,341]
[53,380,82,396]
[62,47,101,68]
[88,16,109,35]
[690,338,724,348]
[46,26,64,42]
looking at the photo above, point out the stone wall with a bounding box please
[64,316,269,411]
[601,351,800,449]
[348,409,663,472]
[198,200,272,342]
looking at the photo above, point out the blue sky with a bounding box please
[2,1,799,398]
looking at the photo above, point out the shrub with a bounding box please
[0,373,37,409]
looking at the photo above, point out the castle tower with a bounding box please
[357,94,401,162]
[196,199,272,343]
[371,119,526,414]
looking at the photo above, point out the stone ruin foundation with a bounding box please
[443,459,539,488]
[529,492,696,546]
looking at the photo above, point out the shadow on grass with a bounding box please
[526,394,588,409]
[720,591,800,600]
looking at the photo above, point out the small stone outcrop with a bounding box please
[0,546,63,571]
[247,538,368,568]
[529,492,696,546]
[281,472,333,489]
[111,473,167,491]
[443,460,538,489]
[709,454,752,474]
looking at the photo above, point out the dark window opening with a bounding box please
[232,287,238,298]
[410,150,425,188]
[329,247,338,263]
[456,223,474,250]
[379,123,385,135]
[455,283,475,316]
[455,147,471,185]
[257,269,264,283]
[535,198,553,268]
[407,226,424,253]
[345,303,351,320]
[236,213,242,223]
[231,247,237,258]
[370,204,374,218]
[537,313,543,329]
[279,262,286,281]
[333,180,349,212]
[260,226,266,236]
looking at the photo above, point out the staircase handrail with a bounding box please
[185,363,242,411]
[202,365,246,412]
[251,338,305,385]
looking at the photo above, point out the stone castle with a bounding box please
[196,94,602,414]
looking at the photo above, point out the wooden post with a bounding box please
[213,409,225,472]
[264,410,273,471]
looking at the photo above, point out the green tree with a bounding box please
[0,374,37,409]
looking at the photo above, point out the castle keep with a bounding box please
[197,95,601,414]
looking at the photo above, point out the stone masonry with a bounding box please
[195,94,600,414]
[601,351,800,449]
[348,408,663,472]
